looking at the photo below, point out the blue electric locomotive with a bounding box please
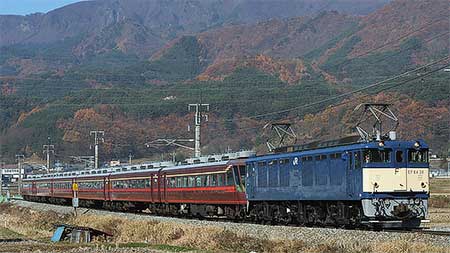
[245,136,429,228]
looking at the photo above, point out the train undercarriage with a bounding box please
[23,195,424,228]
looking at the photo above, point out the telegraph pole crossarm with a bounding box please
[146,139,195,151]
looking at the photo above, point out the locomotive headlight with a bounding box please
[414,141,421,148]
[378,141,385,147]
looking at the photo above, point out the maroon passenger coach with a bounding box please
[22,152,253,218]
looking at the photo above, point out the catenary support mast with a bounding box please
[188,103,209,157]
[43,137,55,172]
[90,131,104,169]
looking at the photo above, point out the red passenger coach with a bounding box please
[23,152,253,218]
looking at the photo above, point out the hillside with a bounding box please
[0,0,449,163]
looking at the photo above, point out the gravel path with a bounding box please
[10,200,450,248]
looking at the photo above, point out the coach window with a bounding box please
[195,176,201,187]
[226,170,234,186]
[218,174,224,186]
[188,176,195,187]
[182,177,188,188]
[170,178,176,188]
[201,176,208,187]
[213,174,218,186]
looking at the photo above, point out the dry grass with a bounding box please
[0,203,70,239]
[1,203,450,253]
[430,178,450,194]
[429,207,450,226]
[429,195,450,208]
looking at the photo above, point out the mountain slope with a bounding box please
[1,0,449,163]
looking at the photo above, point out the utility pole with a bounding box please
[188,103,209,157]
[15,154,24,196]
[90,131,104,169]
[0,161,4,196]
[43,137,55,173]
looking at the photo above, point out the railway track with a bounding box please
[384,228,450,236]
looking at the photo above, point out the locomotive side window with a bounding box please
[363,149,392,163]
[348,152,353,169]
[279,159,290,187]
[268,163,278,187]
[258,163,268,187]
[354,152,361,169]
[330,153,342,159]
[302,156,313,162]
[408,149,428,163]
[315,155,327,161]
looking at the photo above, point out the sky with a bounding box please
[0,0,87,15]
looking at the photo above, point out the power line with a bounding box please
[209,55,449,123]
[241,61,450,133]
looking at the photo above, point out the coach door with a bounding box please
[50,178,54,197]
[347,151,362,198]
[32,182,37,195]
[157,170,163,203]
[104,176,111,201]
[163,173,167,203]
[247,163,256,199]
[150,174,154,203]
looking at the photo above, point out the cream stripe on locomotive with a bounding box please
[363,168,429,192]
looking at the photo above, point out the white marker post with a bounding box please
[72,182,79,216]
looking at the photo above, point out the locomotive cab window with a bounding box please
[396,150,404,163]
[408,149,428,163]
[363,149,392,163]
